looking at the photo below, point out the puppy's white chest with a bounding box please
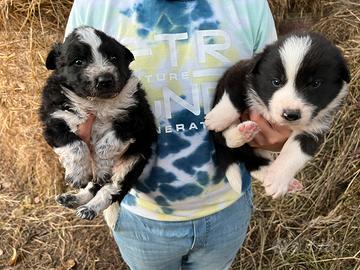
[91,119,113,143]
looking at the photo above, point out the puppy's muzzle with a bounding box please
[95,73,115,90]
[282,109,301,121]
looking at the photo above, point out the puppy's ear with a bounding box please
[46,43,62,70]
[123,46,135,66]
[248,52,264,75]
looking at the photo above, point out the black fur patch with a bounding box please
[295,33,350,116]
[295,133,323,156]
[251,44,287,107]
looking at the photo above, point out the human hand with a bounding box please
[76,113,96,148]
[241,110,291,152]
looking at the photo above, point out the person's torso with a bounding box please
[65,0,276,221]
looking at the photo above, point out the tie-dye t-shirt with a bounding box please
[65,0,277,221]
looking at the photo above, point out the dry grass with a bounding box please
[0,0,359,269]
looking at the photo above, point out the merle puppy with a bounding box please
[205,32,350,198]
[39,26,157,221]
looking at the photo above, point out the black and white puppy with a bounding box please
[39,26,157,222]
[205,32,350,198]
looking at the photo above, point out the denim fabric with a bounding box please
[112,188,253,270]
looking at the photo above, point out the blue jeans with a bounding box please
[112,188,253,270]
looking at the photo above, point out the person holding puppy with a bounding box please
[67,0,291,269]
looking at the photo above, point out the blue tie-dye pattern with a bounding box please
[173,141,212,174]
[156,132,191,158]
[121,8,133,17]
[134,181,151,194]
[144,167,177,191]
[154,195,170,206]
[170,109,206,137]
[134,165,177,194]
[196,171,210,186]
[198,22,218,30]
[161,207,173,215]
[159,183,203,202]
[190,0,212,20]
[119,0,219,37]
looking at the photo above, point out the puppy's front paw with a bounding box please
[205,110,238,132]
[223,121,260,148]
[288,178,303,193]
[76,205,97,220]
[237,121,260,141]
[263,171,291,199]
[56,193,80,209]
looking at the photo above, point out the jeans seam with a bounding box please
[245,188,253,209]
[205,216,210,246]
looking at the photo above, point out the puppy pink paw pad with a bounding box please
[237,121,260,141]
[288,179,303,193]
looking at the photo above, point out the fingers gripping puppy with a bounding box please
[205,33,350,198]
[39,26,157,223]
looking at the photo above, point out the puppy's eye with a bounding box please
[271,78,283,87]
[74,59,83,66]
[110,56,117,62]
[311,79,323,88]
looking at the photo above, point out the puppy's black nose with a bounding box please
[95,73,114,89]
[282,109,301,121]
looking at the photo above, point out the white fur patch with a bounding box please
[103,202,120,229]
[51,110,85,133]
[223,121,260,148]
[263,133,311,198]
[76,182,97,204]
[70,182,97,205]
[225,163,242,194]
[279,35,312,82]
[112,156,140,184]
[54,140,92,187]
[76,27,102,52]
[205,91,240,132]
[223,124,245,148]
[94,131,135,181]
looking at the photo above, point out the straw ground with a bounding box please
[0,1,359,269]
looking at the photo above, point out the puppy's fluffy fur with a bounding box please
[205,32,350,198]
[39,26,157,224]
